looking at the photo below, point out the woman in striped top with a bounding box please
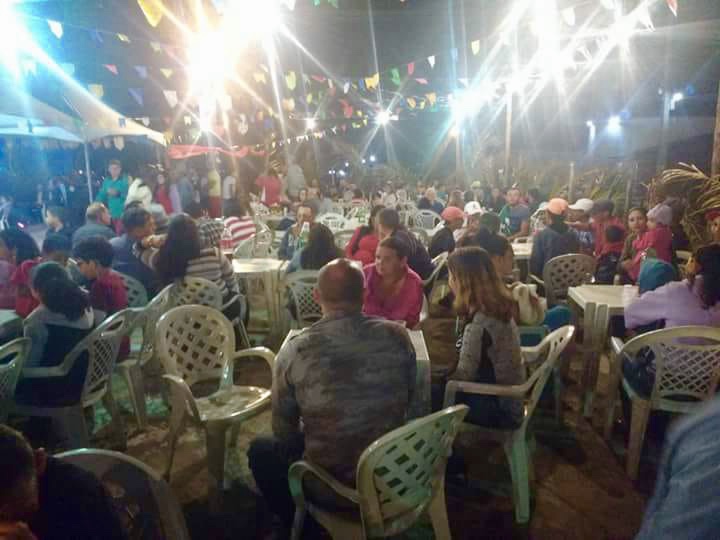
[223,196,256,247]
[138,214,243,321]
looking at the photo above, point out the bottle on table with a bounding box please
[296,222,310,251]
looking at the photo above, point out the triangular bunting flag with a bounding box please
[302,73,310,86]
[117,33,131,43]
[183,115,192,126]
[22,59,37,76]
[48,20,63,39]
[307,93,313,104]
[390,68,402,87]
[113,136,125,151]
[163,90,178,108]
[150,41,162,52]
[415,78,428,85]
[141,117,150,126]
[407,97,417,109]
[407,62,415,76]
[343,81,350,94]
[88,84,104,99]
[60,63,75,76]
[667,0,678,16]
[138,0,164,27]
[129,88,144,107]
[134,66,148,79]
[328,79,334,89]
[471,40,480,55]
[104,64,119,75]
[426,92,437,106]
[428,56,436,68]
[365,72,380,90]
[286,71,297,90]
[311,75,326,83]
[419,100,426,110]
[160,68,173,79]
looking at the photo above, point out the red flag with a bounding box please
[666,0,677,16]
[407,62,415,76]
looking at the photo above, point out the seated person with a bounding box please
[14,262,96,407]
[618,207,648,283]
[626,203,674,282]
[110,207,160,297]
[478,211,501,235]
[44,206,73,242]
[11,234,75,318]
[72,202,115,248]
[185,201,225,250]
[248,259,416,537]
[567,198,595,254]
[0,425,126,540]
[442,247,526,428]
[595,225,624,284]
[529,198,580,277]
[417,187,444,215]
[222,196,256,248]
[622,244,720,396]
[0,229,40,310]
[498,188,530,240]
[278,201,317,261]
[377,208,434,279]
[345,205,382,267]
[363,236,424,328]
[73,237,128,319]
[287,224,342,273]
[429,206,464,258]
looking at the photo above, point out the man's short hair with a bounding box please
[317,259,364,308]
[378,208,400,229]
[592,199,615,216]
[73,237,115,267]
[0,425,35,508]
[108,159,121,167]
[85,202,107,221]
[379,235,410,259]
[122,207,151,232]
[42,233,71,256]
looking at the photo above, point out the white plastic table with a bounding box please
[233,259,287,340]
[568,285,637,316]
[281,328,432,419]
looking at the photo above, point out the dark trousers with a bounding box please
[248,435,305,527]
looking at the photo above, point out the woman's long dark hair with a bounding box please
[31,262,89,321]
[154,214,202,285]
[300,224,343,270]
[350,205,384,255]
[0,228,40,265]
[693,244,720,308]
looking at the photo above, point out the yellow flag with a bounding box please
[426,92,437,106]
[253,72,267,84]
[407,97,416,109]
[285,71,296,90]
[88,84,104,99]
[138,0,164,27]
[471,40,480,55]
[365,72,379,89]
[307,93,313,104]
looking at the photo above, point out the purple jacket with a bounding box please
[625,278,720,330]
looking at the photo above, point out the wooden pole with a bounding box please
[712,80,720,177]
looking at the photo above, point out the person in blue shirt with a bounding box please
[95,159,129,234]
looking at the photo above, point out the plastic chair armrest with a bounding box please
[162,374,202,423]
[529,274,544,287]
[220,347,276,390]
[288,460,360,505]
[521,344,544,364]
[611,336,625,357]
[21,363,71,378]
[444,380,525,407]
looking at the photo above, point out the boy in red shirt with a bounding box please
[72,237,128,319]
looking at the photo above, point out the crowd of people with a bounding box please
[2,155,720,539]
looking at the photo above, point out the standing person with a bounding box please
[442,247,525,428]
[625,203,673,282]
[72,203,115,248]
[248,260,416,538]
[363,236,424,328]
[222,172,237,216]
[95,159,129,234]
[109,207,160,297]
[529,198,580,276]
[206,168,223,218]
[73,237,128,319]
[287,224,343,273]
[417,187,444,215]
[618,207,648,282]
[125,166,156,209]
[345,205,383,267]
[176,170,195,210]
[255,167,283,207]
[429,206,465,258]
[223,196,257,248]
[66,173,91,228]
[285,159,306,200]
[498,187,530,241]
[168,176,183,214]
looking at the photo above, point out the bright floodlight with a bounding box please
[450,125,461,138]
[370,155,377,163]
[586,120,595,128]
[338,170,346,177]
[607,115,622,134]
[0,2,26,78]
[305,118,316,131]
[671,92,684,110]
[376,110,391,126]
[362,158,367,164]
[345,162,350,167]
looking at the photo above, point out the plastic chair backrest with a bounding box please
[284,271,322,328]
[318,212,346,231]
[254,224,273,257]
[167,277,223,310]
[155,305,235,386]
[415,210,442,231]
[334,229,356,250]
[118,272,149,308]
[542,254,596,305]
[620,326,720,407]
[74,310,132,405]
[233,234,256,259]
[422,252,449,288]
[356,405,469,537]
[409,228,429,247]
[134,287,175,367]
[0,338,30,421]
[252,203,270,217]
[57,449,191,540]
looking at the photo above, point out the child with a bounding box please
[627,203,673,282]
[73,237,128,319]
[595,225,624,284]
[11,234,73,318]
[618,207,648,283]
[13,262,96,407]
[707,209,720,244]
[0,229,39,309]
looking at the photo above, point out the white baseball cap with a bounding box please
[569,198,594,213]
[464,201,483,216]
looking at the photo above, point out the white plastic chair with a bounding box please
[334,229,356,250]
[0,337,30,422]
[444,326,575,523]
[284,271,323,328]
[289,405,469,540]
[530,254,596,306]
[13,310,132,448]
[155,305,275,507]
[318,212,347,231]
[409,227,429,247]
[422,252,449,292]
[603,326,720,480]
[414,209,443,231]
[254,222,274,257]
[233,234,256,259]
[117,272,149,308]
[251,202,271,219]
[328,202,346,216]
[58,448,191,540]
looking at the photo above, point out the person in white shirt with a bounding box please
[381,182,398,208]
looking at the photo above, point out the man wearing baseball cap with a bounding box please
[429,206,465,258]
[529,198,580,276]
[569,198,625,258]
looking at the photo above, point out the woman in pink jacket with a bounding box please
[627,203,674,282]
